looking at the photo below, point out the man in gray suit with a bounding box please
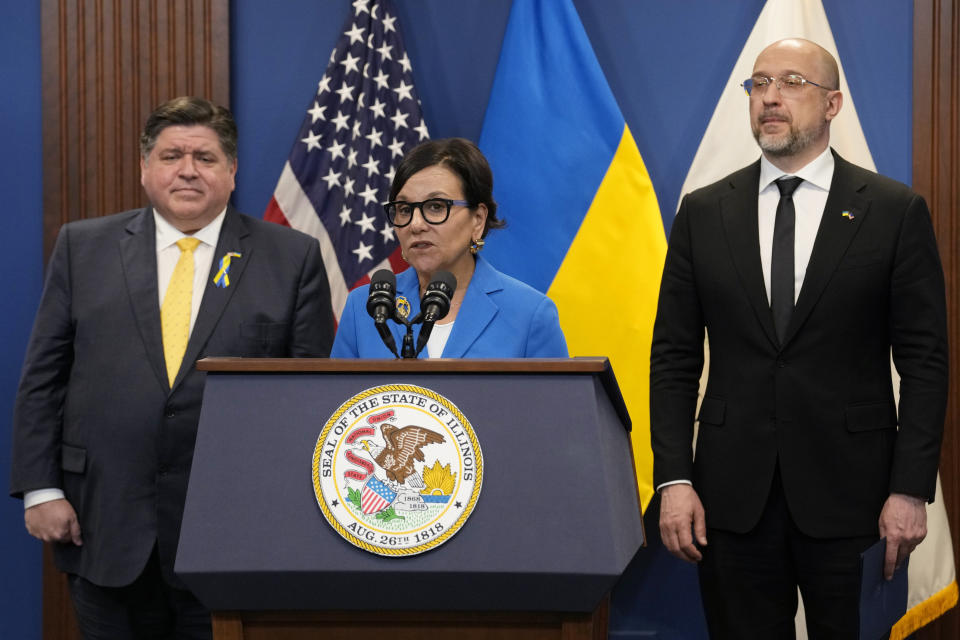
[10,97,335,639]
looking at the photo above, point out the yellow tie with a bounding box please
[161,237,201,387]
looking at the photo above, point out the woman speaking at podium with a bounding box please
[330,138,567,359]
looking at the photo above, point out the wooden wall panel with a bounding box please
[41,0,229,260]
[914,0,960,638]
[39,2,229,638]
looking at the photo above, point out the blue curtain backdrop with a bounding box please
[0,2,43,638]
[0,1,911,637]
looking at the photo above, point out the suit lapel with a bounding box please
[119,208,169,391]
[719,162,780,348]
[172,208,252,389]
[785,153,868,344]
[442,257,499,358]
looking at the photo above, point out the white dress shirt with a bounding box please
[757,147,834,305]
[658,148,836,493]
[155,208,226,332]
[24,208,227,510]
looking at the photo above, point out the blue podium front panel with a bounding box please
[176,367,643,612]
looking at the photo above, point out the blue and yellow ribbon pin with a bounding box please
[395,295,411,320]
[213,252,242,288]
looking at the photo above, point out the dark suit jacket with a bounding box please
[10,206,335,587]
[650,151,948,538]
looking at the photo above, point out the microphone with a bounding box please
[415,270,457,355]
[366,269,399,357]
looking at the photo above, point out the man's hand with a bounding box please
[878,493,926,580]
[659,483,707,563]
[24,499,82,546]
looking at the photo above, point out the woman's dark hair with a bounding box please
[389,138,505,238]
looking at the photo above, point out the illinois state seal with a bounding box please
[313,384,483,556]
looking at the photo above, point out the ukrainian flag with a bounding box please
[479,0,666,511]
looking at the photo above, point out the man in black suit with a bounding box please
[651,39,947,637]
[10,97,335,639]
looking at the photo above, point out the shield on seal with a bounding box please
[360,476,397,514]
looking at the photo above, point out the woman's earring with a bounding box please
[469,238,485,255]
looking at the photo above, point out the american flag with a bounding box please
[264,0,428,319]
[360,476,398,515]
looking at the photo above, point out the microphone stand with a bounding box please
[372,303,420,359]
[400,315,418,359]
[376,269,455,359]
[391,310,430,359]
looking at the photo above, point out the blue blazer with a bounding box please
[332,255,568,358]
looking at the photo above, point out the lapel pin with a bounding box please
[395,295,411,321]
[841,210,856,221]
[213,252,242,288]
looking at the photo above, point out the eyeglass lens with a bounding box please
[388,199,450,226]
[745,75,808,96]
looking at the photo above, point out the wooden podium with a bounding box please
[176,357,644,639]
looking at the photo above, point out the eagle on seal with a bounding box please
[362,425,444,487]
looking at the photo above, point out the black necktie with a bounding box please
[771,177,803,344]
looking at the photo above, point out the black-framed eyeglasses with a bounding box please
[383,198,470,227]
[741,74,834,97]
